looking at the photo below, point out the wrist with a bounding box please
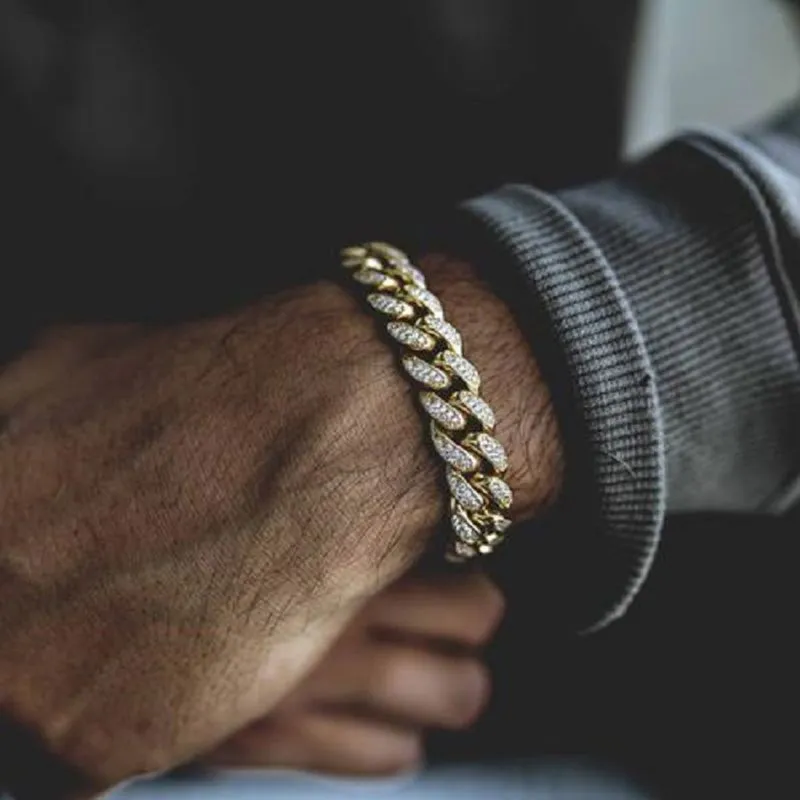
[418,254,564,521]
[276,281,444,580]
[327,247,563,568]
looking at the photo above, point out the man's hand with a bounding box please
[202,570,505,776]
[0,258,561,797]
[0,282,445,797]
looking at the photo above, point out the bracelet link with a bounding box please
[341,242,514,562]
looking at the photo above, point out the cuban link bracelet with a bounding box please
[340,242,514,562]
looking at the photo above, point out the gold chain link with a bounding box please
[340,242,513,562]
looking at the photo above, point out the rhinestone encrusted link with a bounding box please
[451,505,482,544]
[343,242,513,563]
[452,391,495,430]
[420,316,462,354]
[403,285,444,319]
[446,468,485,511]
[431,425,480,472]
[402,356,450,389]
[467,432,508,471]
[387,322,436,351]
[419,392,467,430]
[437,351,480,393]
[367,293,414,319]
[353,268,399,291]
[483,475,513,509]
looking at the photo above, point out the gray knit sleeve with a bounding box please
[455,114,800,631]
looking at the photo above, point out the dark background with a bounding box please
[432,512,797,798]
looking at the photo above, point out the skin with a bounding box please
[0,3,564,796]
[202,569,506,776]
[0,261,562,798]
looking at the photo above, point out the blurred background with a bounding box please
[625,0,800,152]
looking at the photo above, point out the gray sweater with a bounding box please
[455,105,800,631]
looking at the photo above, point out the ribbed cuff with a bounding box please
[455,186,665,632]
[562,135,800,515]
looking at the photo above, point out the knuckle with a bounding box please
[357,735,422,776]
[485,580,507,620]
[471,578,506,641]
[58,723,167,791]
[442,660,491,728]
[369,651,413,702]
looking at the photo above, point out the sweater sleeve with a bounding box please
[449,102,800,631]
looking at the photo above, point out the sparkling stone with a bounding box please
[367,293,414,319]
[420,316,462,355]
[402,356,450,390]
[453,540,478,559]
[387,322,436,351]
[474,512,511,541]
[419,392,466,430]
[403,285,444,319]
[478,543,495,555]
[483,475,513,509]
[340,246,366,268]
[431,425,480,472]
[494,516,512,533]
[446,468,485,511]
[341,245,367,259]
[451,507,481,544]
[363,255,386,271]
[390,262,427,288]
[437,351,480,393]
[369,241,409,264]
[353,268,399,290]
[470,432,508,471]
[453,391,495,430]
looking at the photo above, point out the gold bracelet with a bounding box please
[340,242,513,562]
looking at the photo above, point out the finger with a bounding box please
[310,642,490,730]
[205,712,422,777]
[366,571,505,649]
